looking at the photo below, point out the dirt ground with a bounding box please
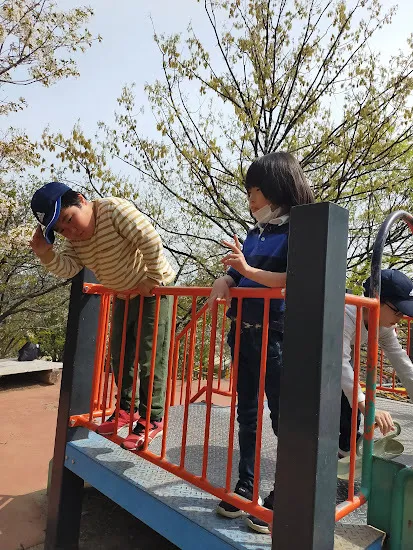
[0,373,178,550]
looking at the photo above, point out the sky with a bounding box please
[1,0,413,160]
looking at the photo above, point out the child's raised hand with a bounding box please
[221,235,249,277]
[29,225,53,257]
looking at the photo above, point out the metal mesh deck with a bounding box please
[66,397,413,549]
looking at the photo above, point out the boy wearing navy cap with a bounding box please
[340,269,413,457]
[30,182,175,451]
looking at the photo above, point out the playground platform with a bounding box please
[63,396,412,550]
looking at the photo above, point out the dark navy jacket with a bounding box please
[227,222,289,332]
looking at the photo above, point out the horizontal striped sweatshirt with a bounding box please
[40,197,175,292]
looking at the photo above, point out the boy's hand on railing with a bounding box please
[374,409,395,436]
[208,277,231,309]
[29,225,53,257]
[137,279,156,297]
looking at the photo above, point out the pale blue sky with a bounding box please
[2,0,413,148]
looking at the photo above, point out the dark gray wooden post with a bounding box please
[45,269,100,550]
[272,202,349,549]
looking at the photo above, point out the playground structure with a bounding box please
[45,203,413,549]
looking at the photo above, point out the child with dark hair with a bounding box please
[30,182,175,451]
[339,269,413,457]
[208,152,314,533]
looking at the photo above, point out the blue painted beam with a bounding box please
[65,441,239,550]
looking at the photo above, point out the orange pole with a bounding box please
[197,309,207,393]
[180,332,189,406]
[142,295,161,452]
[335,495,367,521]
[225,300,242,492]
[252,298,270,505]
[217,303,227,392]
[128,298,144,433]
[180,297,198,468]
[97,294,111,409]
[348,306,362,501]
[112,296,130,433]
[170,336,180,407]
[201,300,219,480]
[100,294,116,424]
[89,294,109,421]
[161,296,178,460]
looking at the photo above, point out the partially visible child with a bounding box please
[30,182,175,450]
[339,268,413,457]
[208,152,314,534]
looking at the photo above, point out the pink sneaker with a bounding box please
[96,409,139,436]
[121,418,164,451]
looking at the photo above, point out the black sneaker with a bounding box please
[216,480,258,519]
[244,490,274,534]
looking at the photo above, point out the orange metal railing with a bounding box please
[359,318,412,397]
[69,283,381,526]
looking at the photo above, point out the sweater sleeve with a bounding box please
[380,327,413,399]
[40,241,83,279]
[341,308,365,405]
[111,200,166,285]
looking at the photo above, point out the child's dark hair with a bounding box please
[61,190,84,209]
[245,152,314,209]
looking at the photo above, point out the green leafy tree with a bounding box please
[0,0,99,357]
[44,0,413,293]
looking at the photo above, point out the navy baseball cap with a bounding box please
[363,269,413,317]
[31,182,71,244]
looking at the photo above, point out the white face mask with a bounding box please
[252,204,281,224]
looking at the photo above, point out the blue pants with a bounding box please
[228,323,283,488]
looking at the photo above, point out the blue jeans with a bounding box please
[228,323,283,488]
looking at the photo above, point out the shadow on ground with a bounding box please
[24,486,179,550]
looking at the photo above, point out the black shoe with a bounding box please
[216,480,258,519]
[244,490,274,534]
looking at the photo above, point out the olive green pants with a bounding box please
[111,294,172,421]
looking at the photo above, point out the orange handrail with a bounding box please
[71,284,379,526]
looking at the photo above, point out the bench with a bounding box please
[0,358,63,385]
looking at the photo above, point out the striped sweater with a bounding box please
[40,197,175,292]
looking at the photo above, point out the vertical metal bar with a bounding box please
[217,304,227,391]
[128,297,144,433]
[45,269,100,550]
[273,203,349,550]
[197,309,207,393]
[170,336,180,407]
[161,295,179,460]
[142,295,161,451]
[101,295,116,423]
[252,298,270,505]
[112,296,130,432]
[361,300,380,497]
[348,306,362,500]
[180,297,198,468]
[180,332,189,406]
[96,295,110,411]
[225,299,242,492]
[89,294,108,421]
[201,300,219,480]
